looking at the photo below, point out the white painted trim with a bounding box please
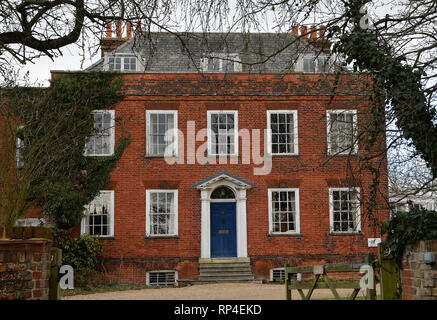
[198,178,250,259]
[84,110,115,157]
[200,190,211,258]
[81,190,115,237]
[207,110,239,156]
[328,187,361,233]
[326,109,358,156]
[268,188,301,235]
[297,53,332,73]
[270,267,285,281]
[266,110,299,155]
[16,125,24,169]
[145,189,179,237]
[146,270,178,286]
[145,110,178,157]
[201,53,242,72]
[103,55,142,72]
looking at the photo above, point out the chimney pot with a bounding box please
[136,21,142,34]
[301,26,308,39]
[310,26,317,39]
[116,21,122,38]
[319,25,326,38]
[292,26,299,35]
[106,21,112,38]
[127,21,132,39]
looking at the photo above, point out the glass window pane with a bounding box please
[271,190,296,233]
[211,187,235,199]
[84,192,112,236]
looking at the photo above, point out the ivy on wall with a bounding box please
[11,72,131,233]
[381,208,437,265]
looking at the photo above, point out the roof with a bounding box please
[87,31,331,73]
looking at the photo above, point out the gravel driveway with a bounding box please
[62,283,368,300]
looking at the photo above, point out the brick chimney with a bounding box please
[100,20,136,57]
[300,26,308,39]
[310,26,317,39]
[319,25,326,38]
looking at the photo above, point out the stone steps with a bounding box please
[198,257,256,283]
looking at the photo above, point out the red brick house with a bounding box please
[53,25,389,285]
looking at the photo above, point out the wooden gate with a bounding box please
[377,243,402,300]
[285,254,377,300]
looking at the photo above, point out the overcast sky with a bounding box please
[20,44,94,86]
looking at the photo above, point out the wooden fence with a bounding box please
[285,254,377,300]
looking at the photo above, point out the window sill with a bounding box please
[81,235,115,240]
[268,233,302,237]
[144,155,178,158]
[206,155,239,158]
[84,154,115,157]
[327,152,358,157]
[98,236,116,240]
[268,154,299,157]
[329,232,362,236]
[144,235,180,239]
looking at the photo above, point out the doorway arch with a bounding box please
[194,171,252,259]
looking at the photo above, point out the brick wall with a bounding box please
[0,227,52,300]
[401,240,437,300]
[54,72,388,284]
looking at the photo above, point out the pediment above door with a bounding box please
[194,170,253,190]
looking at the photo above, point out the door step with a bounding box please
[198,257,257,283]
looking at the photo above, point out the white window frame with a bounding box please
[146,189,179,237]
[270,268,285,282]
[81,190,115,238]
[298,53,331,73]
[326,109,358,156]
[16,125,24,169]
[84,110,115,157]
[268,188,301,235]
[329,187,361,234]
[266,110,299,155]
[146,270,178,286]
[270,268,302,282]
[201,53,242,72]
[104,55,140,72]
[146,110,178,157]
[207,110,239,156]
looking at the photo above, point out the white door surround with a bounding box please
[194,170,252,259]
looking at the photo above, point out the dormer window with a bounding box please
[109,57,121,71]
[201,53,242,72]
[298,54,331,73]
[106,55,138,72]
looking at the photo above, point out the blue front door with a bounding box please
[210,202,237,258]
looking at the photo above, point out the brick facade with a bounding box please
[0,227,52,300]
[54,70,389,284]
[401,240,437,300]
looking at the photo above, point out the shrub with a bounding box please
[74,268,105,288]
[58,235,105,271]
